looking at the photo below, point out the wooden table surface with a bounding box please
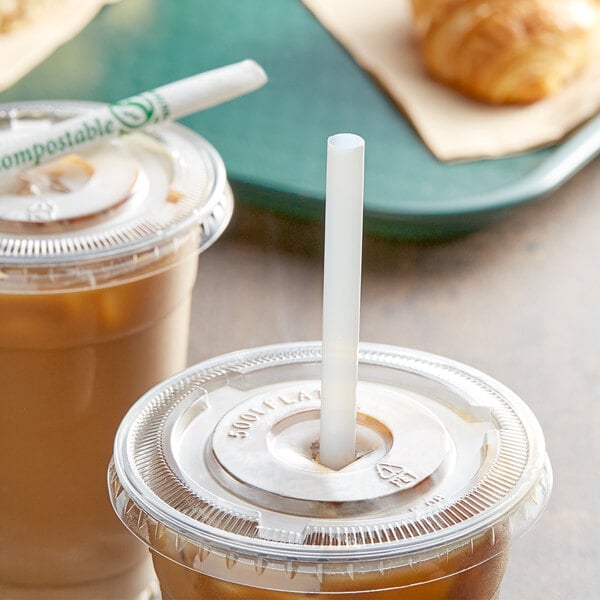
[188,161,600,599]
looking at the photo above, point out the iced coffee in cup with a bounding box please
[109,342,552,599]
[110,133,551,599]
[0,101,233,599]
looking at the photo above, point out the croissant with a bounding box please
[410,0,600,104]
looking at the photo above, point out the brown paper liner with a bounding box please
[0,0,120,93]
[302,0,600,161]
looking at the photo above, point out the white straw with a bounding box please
[0,59,267,179]
[319,133,365,471]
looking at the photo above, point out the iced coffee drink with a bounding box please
[0,101,233,599]
[109,342,552,599]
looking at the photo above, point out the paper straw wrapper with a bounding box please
[0,60,267,179]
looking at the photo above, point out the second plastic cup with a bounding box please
[109,342,552,599]
[0,102,233,599]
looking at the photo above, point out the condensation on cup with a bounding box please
[109,342,552,599]
[0,101,233,599]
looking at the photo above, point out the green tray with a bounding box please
[2,0,599,239]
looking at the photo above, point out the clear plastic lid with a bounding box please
[109,342,552,593]
[0,101,233,291]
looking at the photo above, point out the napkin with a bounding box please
[302,0,600,161]
[0,0,121,93]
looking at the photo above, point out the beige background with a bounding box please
[188,161,600,598]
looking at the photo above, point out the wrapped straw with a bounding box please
[0,59,267,179]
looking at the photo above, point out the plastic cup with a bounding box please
[0,101,233,599]
[109,342,552,599]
